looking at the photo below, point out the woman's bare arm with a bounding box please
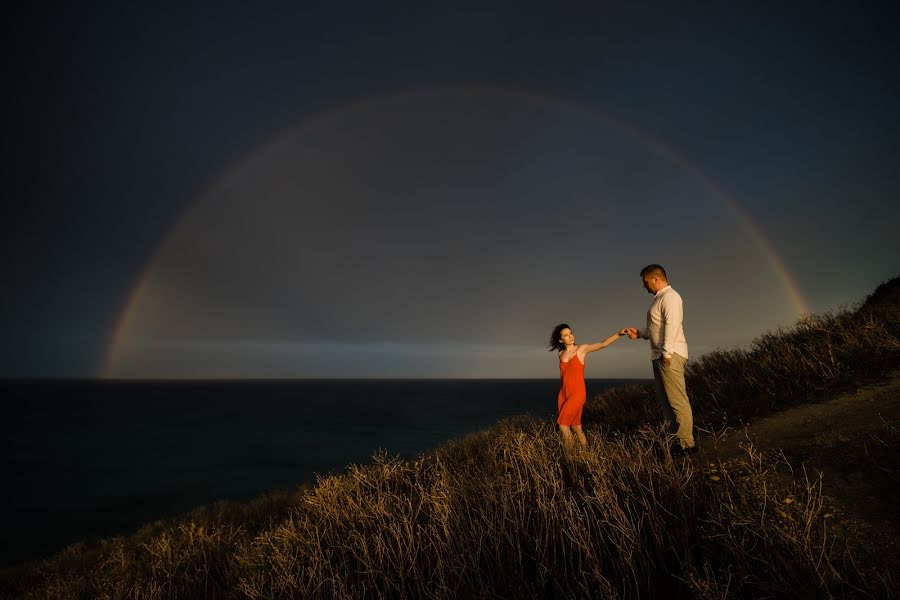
[581,330,627,354]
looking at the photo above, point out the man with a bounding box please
[625,264,695,453]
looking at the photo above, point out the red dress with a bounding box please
[557,353,586,426]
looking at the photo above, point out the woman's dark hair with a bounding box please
[549,323,570,352]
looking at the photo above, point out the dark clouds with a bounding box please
[3,2,899,377]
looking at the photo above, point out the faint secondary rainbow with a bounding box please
[103,85,810,377]
[596,118,811,318]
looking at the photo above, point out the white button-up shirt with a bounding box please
[639,285,689,361]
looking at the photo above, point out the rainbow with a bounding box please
[103,85,810,377]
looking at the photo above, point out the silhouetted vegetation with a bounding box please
[2,277,898,599]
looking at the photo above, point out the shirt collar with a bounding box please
[655,285,672,297]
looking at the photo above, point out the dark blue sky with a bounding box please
[3,1,898,378]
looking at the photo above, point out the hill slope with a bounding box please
[2,278,898,599]
[711,369,900,576]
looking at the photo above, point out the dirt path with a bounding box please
[709,370,900,463]
[702,370,900,572]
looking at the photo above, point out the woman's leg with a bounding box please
[558,424,574,447]
[572,425,588,448]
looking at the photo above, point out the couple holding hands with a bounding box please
[549,264,695,454]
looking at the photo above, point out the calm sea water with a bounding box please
[0,378,640,567]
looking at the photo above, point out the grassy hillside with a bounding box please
[2,278,898,599]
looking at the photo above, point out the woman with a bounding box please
[549,323,627,448]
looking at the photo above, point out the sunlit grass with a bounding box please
[7,424,891,599]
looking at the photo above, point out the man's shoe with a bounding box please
[671,444,698,457]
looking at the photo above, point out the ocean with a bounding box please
[0,378,641,567]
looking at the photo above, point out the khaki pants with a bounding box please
[651,353,694,449]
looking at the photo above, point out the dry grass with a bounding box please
[6,422,890,599]
[0,489,304,600]
[2,277,898,599]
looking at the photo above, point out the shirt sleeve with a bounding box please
[659,292,682,358]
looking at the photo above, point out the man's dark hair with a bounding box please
[640,264,667,280]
